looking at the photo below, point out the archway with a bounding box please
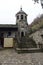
[21,32,24,37]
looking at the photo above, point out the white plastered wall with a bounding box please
[4,38,13,47]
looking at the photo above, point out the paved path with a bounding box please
[0,49,43,65]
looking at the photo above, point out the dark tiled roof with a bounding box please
[0,24,17,28]
[16,8,27,16]
[16,11,27,16]
[0,24,18,31]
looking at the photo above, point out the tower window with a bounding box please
[21,15,23,19]
[25,16,27,19]
[17,15,19,19]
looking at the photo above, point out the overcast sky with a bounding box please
[0,0,43,24]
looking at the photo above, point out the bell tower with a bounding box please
[16,7,28,37]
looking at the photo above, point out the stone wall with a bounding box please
[29,28,43,48]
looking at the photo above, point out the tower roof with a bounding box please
[16,7,27,16]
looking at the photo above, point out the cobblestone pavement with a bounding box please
[0,49,43,65]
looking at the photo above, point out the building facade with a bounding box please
[0,8,28,48]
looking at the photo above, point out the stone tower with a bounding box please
[16,7,28,38]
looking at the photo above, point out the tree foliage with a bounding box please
[30,14,43,32]
[32,0,43,8]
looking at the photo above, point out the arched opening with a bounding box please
[21,32,24,37]
[17,15,19,20]
[21,15,23,20]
